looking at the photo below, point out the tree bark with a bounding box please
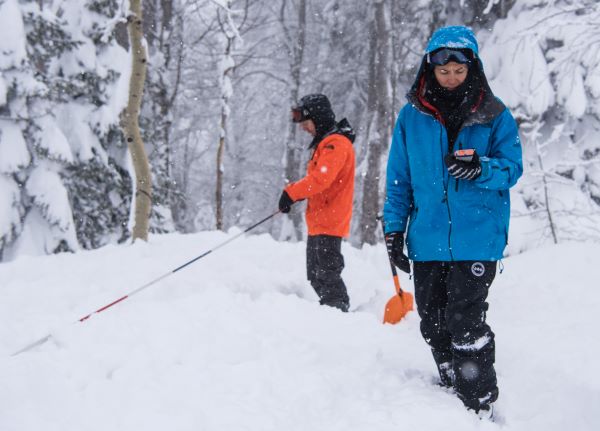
[360,0,392,245]
[215,2,236,231]
[282,0,307,240]
[216,75,228,231]
[121,0,151,241]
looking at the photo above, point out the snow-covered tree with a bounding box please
[0,0,80,259]
[0,0,32,259]
[0,0,132,260]
[482,0,600,250]
[58,0,133,249]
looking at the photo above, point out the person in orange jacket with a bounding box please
[279,94,356,312]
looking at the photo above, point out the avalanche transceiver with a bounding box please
[454,148,475,162]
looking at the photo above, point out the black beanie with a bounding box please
[293,94,336,136]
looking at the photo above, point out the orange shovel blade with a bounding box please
[383,291,414,324]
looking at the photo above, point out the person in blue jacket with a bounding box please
[383,26,523,417]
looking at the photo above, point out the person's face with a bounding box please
[299,119,316,136]
[433,61,468,90]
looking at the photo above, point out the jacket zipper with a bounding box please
[499,190,508,245]
[440,125,454,261]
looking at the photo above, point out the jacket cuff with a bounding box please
[384,220,405,235]
[284,184,298,201]
[476,158,491,183]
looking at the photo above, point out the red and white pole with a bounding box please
[11,211,280,356]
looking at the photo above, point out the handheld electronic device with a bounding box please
[454,148,475,162]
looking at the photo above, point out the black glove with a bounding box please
[444,151,482,180]
[278,190,295,213]
[385,231,411,273]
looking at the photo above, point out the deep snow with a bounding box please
[1,229,598,431]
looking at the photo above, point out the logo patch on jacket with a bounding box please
[471,262,485,277]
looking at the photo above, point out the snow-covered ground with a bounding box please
[0,230,598,431]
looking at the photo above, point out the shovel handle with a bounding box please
[378,215,405,296]
[392,274,404,296]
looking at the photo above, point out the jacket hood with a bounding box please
[425,26,479,55]
[330,118,356,143]
[309,118,356,149]
[295,93,336,137]
[407,26,504,126]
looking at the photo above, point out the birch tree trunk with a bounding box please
[281,0,306,240]
[216,37,230,231]
[215,0,241,231]
[121,0,151,241]
[359,0,392,245]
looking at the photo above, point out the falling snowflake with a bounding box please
[459,361,480,381]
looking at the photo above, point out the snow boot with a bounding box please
[432,349,454,388]
[476,403,494,421]
[436,360,454,388]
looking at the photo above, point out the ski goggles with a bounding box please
[428,48,470,66]
[291,107,310,123]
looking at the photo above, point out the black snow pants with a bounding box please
[413,261,498,411]
[306,235,349,312]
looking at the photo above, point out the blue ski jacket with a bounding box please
[383,26,523,261]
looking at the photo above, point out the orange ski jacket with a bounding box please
[285,133,355,237]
